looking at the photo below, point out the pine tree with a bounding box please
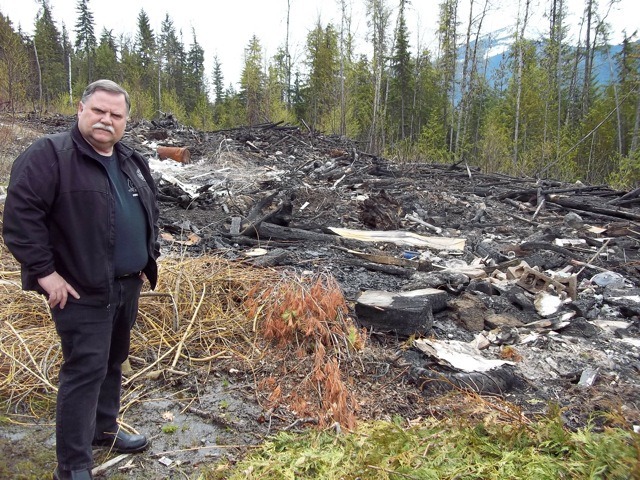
[389,0,413,145]
[33,0,66,110]
[184,29,207,116]
[158,14,185,101]
[304,21,340,132]
[134,9,156,93]
[348,54,375,144]
[74,0,96,84]
[240,35,266,125]
[0,13,32,112]
[212,55,224,105]
[94,28,119,83]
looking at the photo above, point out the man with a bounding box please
[3,79,160,480]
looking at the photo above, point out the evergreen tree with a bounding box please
[212,55,224,104]
[74,0,96,84]
[0,13,32,112]
[389,0,413,145]
[159,13,185,100]
[264,62,293,123]
[184,29,207,116]
[347,54,375,144]
[304,21,340,132]
[414,48,449,161]
[240,35,266,125]
[33,0,66,110]
[94,28,119,83]
[134,9,156,93]
[119,33,153,119]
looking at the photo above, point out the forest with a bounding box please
[0,0,639,187]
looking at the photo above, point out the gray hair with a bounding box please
[81,79,131,114]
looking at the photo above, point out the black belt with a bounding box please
[115,272,140,280]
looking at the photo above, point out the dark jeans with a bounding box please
[52,276,143,471]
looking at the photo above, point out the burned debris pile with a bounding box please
[133,117,640,425]
[4,113,639,429]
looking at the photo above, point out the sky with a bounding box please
[0,0,638,88]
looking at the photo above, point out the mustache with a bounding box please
[92,122,115,134]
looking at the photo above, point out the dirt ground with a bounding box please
[1,114,639,479]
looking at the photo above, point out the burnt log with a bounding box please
[607,185,640,206]
[547,195,640,222]
[254,222,341,243]
[343,258,414,278]
[408,364,524,395]
[355,289,448,336]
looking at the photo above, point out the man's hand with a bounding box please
[37,272,81,309]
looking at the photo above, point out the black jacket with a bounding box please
[3,124,160,306]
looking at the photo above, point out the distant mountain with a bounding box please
[461,28,627,88]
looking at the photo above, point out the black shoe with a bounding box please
[53,467,93,480]
[92,430,149,453]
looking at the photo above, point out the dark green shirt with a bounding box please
[97,152,148,277]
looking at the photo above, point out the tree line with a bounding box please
[1,0,639,187]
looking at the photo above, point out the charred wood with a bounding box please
[547,195,640,222]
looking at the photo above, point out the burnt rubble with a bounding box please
[21,114,640,426]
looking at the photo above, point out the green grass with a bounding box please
[203,410,639,480]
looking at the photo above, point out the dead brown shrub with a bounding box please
[0,240,364,430]
[244,273,364,429]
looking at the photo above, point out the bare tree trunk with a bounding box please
[599,1,622,154]
[410,28,424,141]
[542,0,565,171]
[454,0,474,159]
[581,0,594,116]
[606,45,623,154]
[457,0,489,160]
[33,42,42,115]
[630,92,640,155]
[285,0,292,108]
[513,0,531,170]
[338,0,351,136]
[555,0,565,165]
[367,0,390,155]
[437,0,458,157]
[158,59,161,110]
[68,53,73,107]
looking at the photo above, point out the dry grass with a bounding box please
[0,231,364,429]
[0,115,44,184]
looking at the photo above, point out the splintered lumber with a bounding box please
[328,227,466,250]
[355,289,448,336]
[333,246,427,269]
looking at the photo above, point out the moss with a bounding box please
[0,436,56,480]
[214,412,639,480]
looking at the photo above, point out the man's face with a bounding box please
[77,89,128,155]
